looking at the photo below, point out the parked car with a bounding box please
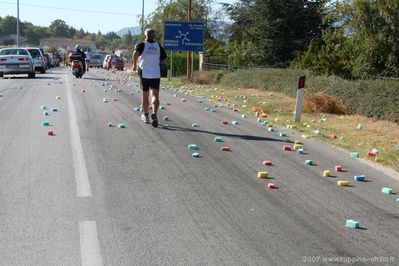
[0,48,35,78]
[103,54,124,70]
[26,47,46,73]
[91,54,105,68]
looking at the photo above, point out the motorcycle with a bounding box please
[71,60,84,78]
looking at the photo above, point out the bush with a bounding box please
[169,52,199,77]
[201,68,399,122]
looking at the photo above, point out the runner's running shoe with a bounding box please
[141,113,149,123]
[151,113,158,128]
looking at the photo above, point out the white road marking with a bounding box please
[66,76,92,197]
[79,221,103,266]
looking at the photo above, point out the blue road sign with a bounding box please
[163,21,204,52]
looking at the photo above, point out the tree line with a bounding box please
[147,0,399,79]
[0,16,139,50]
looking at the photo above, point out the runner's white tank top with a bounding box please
[138,41,160,79]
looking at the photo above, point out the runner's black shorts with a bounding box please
[139,77,160,92]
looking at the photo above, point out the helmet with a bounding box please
[75,44,81,50]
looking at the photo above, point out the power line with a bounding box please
[0,1,141,16]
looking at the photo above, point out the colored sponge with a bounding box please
[354,175,365,181]
[192,153,200,158]
[188,144,199,150]
[258,172,268,178]
[323,170,330,177]
[346,219,360,229]
[267,183,276,189]
[338,181,349,186]
[214,137,223,142]
[293,144,302,150]
[382,187,393,194]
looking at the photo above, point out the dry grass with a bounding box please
[303,91,347,114]
[165,79,399,173]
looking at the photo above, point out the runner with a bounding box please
[84,48,92,72]
[132,28,167,127]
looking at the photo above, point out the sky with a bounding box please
[0,0,237,33]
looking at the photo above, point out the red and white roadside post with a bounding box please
[294,75,306,123]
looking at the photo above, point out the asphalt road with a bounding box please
[0,68,399,266]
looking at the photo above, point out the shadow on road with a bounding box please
[3,76,58,80]
[82,77,107,81]
[164,126,283,142]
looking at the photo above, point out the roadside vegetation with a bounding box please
[164,73,399,173]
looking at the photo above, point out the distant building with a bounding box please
[0,34,26,46]
[40,38,97,51]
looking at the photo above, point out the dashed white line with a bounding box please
[66,75,92,197]
[79,221,103,266]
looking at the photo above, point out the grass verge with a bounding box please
[164,75,399,173]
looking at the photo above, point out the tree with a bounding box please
[49,19,71,37]
[349,0,399,77]
[24,23,49,45]
[2,38,15,46]
[147,0,218,41]
[225,0,325,66]
[122,29,133,47]
[74,28,86,39]
[105,31,120,41]
[295,0,399,78]
[0,16,21,35]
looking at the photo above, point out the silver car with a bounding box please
[0,48,35,78]
[91,54,105,68]
[26,47,46,73]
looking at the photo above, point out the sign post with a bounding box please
[294,76,306,123]
[163,21,204,80]
[163,21,204,52]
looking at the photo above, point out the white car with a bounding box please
[0,48,35,78]
[26,47,46,73]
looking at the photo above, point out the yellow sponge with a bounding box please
[338,181,349,186]
[258,172,269,178]
[323,170,331,177]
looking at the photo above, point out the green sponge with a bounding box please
[188,144,199,150]
[346,219,359,229]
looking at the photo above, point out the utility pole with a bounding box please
[141,0,145,35]
[186,0,192,80]
[16,0,20,47]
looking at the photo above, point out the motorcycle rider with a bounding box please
[70,44,86,73]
